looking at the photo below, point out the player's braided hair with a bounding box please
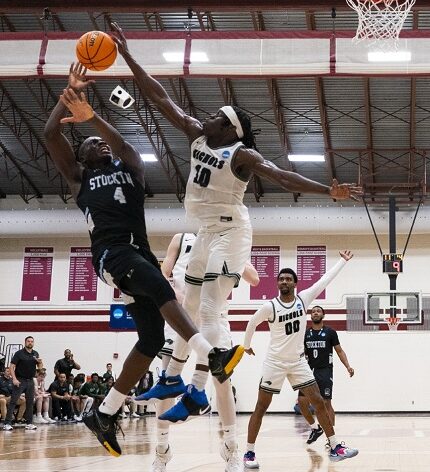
[231,105,260,151]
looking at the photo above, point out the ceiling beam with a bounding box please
[363,78,376,187]
[3,0,429,13]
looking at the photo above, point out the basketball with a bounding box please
[76,31,117,71]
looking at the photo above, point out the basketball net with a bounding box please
[346,0,416,50]
[385,317,401,331]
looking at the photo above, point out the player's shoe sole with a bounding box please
[209,345,245,383]
[83,410,122,457]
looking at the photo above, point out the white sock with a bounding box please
[99,387,127,416]
[156,427,170,454]
[223,424,237,450]
[246,442,255,452]
[165,358,185,377]
[310,421,318,429]
[328,435,339,449]
[191,369,209,391]
[188,333,212,360]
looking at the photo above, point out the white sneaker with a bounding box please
[130,412,140,418]
[152,445,173,472]
[43,415,56,423]
[34,415,48,424]
[221,443,243,472]
[3,424,13,431]
[25,424,37,430]
[74,414,83,422]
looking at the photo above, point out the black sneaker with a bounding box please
[208,345,245,383]
[307,425,324,444]
[83,409,123,457]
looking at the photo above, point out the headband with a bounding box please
[220,106,244,139]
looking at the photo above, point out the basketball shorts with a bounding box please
[298,366,333,399]
[185,224,252,288]
[259,355,316,394]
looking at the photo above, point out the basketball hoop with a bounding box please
[346,0,416,48]
[385,317,401,331]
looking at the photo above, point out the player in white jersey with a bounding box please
[146,232,259,472]
[112,22,361,471]
[242,251,358,468]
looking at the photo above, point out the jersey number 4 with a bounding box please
[285,320,300,336]
[114,187,127,204]
[193,165,211,188]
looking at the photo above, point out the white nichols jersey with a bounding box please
[172,233,197,295]
[185,136,250,227]
[243,258,347,362]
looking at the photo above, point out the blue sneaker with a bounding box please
[135,371,186,403]
[158,385,211,423]
[329,442,359,462]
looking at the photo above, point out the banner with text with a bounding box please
[21,247,53,301]
[250,246,280,300]
[68,247,98,301]
[296,245,326,299]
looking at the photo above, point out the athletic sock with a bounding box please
[246,442,255,453]
[191,369,209,391]
[328,435,339,449]
[165,358,185,377]
[99,387,127,416]
[156,426,170,454]
[310,421,318,430]
[187,333,212,360]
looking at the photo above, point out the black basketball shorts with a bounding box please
[298,366,333,400]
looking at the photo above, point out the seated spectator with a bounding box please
[54,349,81,379]
[102,363,116,382]
[79,373,105,409]
[33,369,55,424]
[70,376,86,421]
[135,370,153,416]
[120,383,140,419]
[49,373,72,421]
[0,367,25,423]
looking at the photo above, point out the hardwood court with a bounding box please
[1,414,430,471]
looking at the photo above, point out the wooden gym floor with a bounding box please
[1,413,429,471]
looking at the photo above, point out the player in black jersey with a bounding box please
[43,63,245,458]
[299,305,355,444]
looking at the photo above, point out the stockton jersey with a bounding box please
[185,136,250,227]
[304,326,340,370]
[76,161,149,262]
[172,232,196,294]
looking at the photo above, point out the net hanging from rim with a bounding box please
[346,0,416,46]
[385,317,401,331]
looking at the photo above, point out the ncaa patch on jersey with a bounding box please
[297,303,302,310]
[222,150,230,159]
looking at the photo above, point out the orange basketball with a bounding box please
[76,31,117,71]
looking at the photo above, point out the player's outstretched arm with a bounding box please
[243,304,273,355]
[110,22,202,142]
[234,148,362,201]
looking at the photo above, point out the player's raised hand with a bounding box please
[68,62,95,92]
[110,22,129,56]
[339,250,353,261]
[60,88,95,123]
[329,178,363,201]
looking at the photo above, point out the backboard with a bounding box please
[365,291,422,326]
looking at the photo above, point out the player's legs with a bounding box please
[313,367,335,425]
[325,399,335,426]
[298,391,316,425]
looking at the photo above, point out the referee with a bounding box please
[3,336,43,431]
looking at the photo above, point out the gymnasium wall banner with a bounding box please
[68,247,98,301]
[296,245,327,299]
[250,246,280,300]
[109,304,136,330]
[21,247,53,301]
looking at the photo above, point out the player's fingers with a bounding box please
[60,117,76,124]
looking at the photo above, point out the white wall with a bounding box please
[1,228,430,412]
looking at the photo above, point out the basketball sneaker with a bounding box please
[243,450,260,469]
[152,445,173,472]
[306,425,324,444]
[220,442,243,472]
[329,442,359,462]
[158,385,211,423]
[208,345,245,384]
[136,370,186,403]
[83,409,123,457]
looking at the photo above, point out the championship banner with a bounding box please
[296,245,327,299]
[68,247,98,301]
[21,247,53,301]
[250,246,280,300]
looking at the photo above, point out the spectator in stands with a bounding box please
[49,373,73,421]
[102,363,116,382]
[54,349,81,379]
[120,383,140,419]
[135,370,153,416]
[34,368,55,424]
[0,367,25,424]
[74,375,94,421]
[80,373,105,409]
[3,336,42,430]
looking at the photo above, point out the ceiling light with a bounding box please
[140,153,157,162]
[367,51,411,62]
[288,154,325,162]
[163,51,209,62]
